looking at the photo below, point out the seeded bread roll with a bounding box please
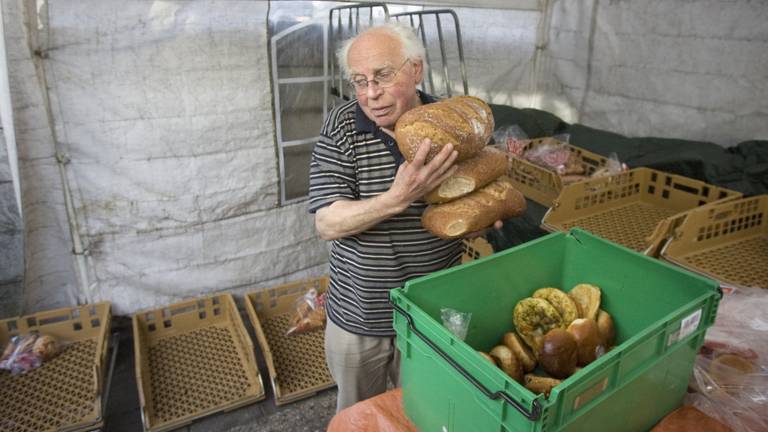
[424,146,508,204]
[395,95,494,163]
[422,176,526,239]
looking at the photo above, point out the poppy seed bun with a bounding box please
[533,287,580,326]
[513,297,565,355]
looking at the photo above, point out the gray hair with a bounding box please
[336,22,427,79]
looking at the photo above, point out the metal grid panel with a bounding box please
[391,9,468,98]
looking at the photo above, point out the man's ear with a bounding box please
[412,60,424,84]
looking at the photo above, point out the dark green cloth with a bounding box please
[486,104,768,251]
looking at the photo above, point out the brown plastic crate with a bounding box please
[244,277,335,405]
[133,294,264,432]
[461,237,494,263]
[661,195,768,289]
[541,167,742,255]
[0,303,111,432]
[508,137,609,206]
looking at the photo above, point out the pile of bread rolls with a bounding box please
[395,96,526,239]
[479,283,616,397]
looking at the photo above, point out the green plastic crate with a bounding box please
[391,229,720,432]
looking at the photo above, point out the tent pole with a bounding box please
[32,0,94,305]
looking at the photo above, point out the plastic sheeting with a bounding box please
[2,0,766,315]
[538,0,768,146]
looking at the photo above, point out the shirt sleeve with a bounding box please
[308,116,359,214]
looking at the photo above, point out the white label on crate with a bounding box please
[678,309,702,341]
[573,377,609,411]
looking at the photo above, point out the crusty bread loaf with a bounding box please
[424,146,508,204]
[395,95,494,163]
[422,176,526,239]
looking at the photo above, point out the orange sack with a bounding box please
[327,388,417,432]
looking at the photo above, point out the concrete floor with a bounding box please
[104,316,338,432]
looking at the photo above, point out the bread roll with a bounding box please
[395,95,494,163]
[524,374,562,397]
[539,329,578,379]
[567,318,603,366]
[596,309,615,345]
[568,284,601,321]
[424,146,508,204]
[502,332,537,372]
[422,176,526,239]
[490,345,523,383]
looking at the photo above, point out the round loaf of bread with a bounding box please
[395,95,494,163]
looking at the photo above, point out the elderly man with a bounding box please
[308,23,479,411]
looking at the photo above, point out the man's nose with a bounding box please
[366,81,384,98]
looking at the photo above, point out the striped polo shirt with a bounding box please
[308,93,463,336]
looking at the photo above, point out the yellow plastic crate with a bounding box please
[0,303,111,432]
[245,277,335,405]
[461,237,494,263]
[133,294,264,432]
[541,167,742,255]
[662,195,768,289]
[508,137,609,207]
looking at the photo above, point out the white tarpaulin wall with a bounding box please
[1,0,766,315]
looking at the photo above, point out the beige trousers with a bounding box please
[324,318,401,412]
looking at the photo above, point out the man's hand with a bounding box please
[386,139,458,209]
[463,220,504,239]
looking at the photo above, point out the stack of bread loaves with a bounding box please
[395,96,526,239]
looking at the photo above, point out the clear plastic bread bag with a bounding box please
[491,125,528,157]
[590,152,628,178]
[441,308,472,341]
[522,135,572,173]
[684,287,768,432]
[285,288,327,336]
[0,333,61,375]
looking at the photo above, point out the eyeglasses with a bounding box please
[349,58,411,92]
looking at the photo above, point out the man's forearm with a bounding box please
[315,192,406,240]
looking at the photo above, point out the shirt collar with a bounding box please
[354,90,437,133]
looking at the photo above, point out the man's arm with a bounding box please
[315,139,458,240]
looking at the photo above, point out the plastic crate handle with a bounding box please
[391,301,542,421]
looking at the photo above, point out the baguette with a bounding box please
[422,176,526,239]
[424,146,508,204]
[395,95,494,163]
